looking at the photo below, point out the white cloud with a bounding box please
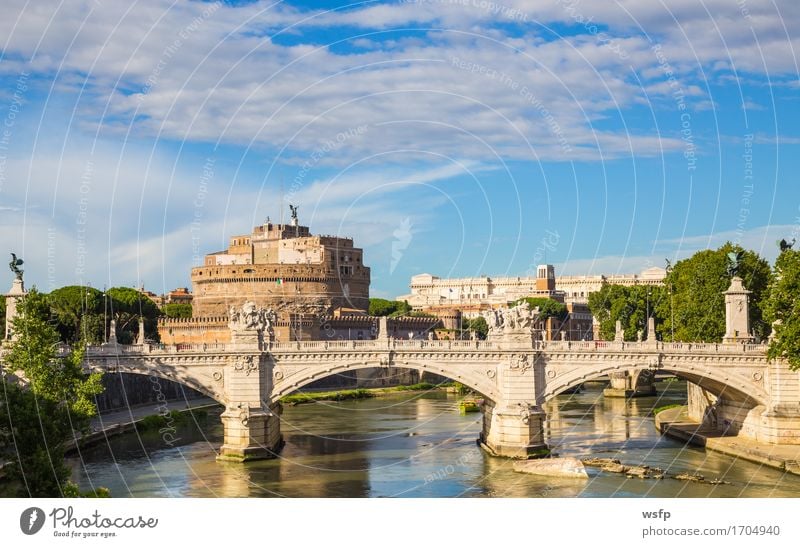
[6,0,791,164]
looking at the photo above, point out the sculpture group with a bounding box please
[228,301,277,338]
[482,301,540,335]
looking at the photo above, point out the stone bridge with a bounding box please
[79,334,800,461]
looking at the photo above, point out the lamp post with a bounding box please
[665,260,674,342]
[103,287,107,343]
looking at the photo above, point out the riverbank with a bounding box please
[655,405,800,476]
[66,398,219,453]
[281,382,461,405]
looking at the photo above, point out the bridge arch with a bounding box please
[87,361,226,406]
[270,359,500,404]
[542,362,768,407]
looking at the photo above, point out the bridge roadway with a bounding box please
[77,335,800,461]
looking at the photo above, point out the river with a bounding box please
[69,380,800,497]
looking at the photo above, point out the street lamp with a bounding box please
[103,287,107,344]
[665,259,674,342]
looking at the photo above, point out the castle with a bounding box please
[190,210,370,317]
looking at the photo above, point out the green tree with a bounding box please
[368,298,411,317]
[464,316,488,339]
[0,297,5,326]
[48,285,105,344]
[588,284,665,341]
[511,297,568,321]
[162,303,193,318]
[765,248,800,370]
[0,289,104,496]
[106,287,161,343]
[656,243,771,342]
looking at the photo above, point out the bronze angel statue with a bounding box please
[778,238,795,253]
[726,250,744,278]
[9,253,23,280]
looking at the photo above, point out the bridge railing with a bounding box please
[536,340,768,354]
[266,339,498,352]
[79,337,767,357]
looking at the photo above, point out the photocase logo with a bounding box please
[19,507,45,535]
[390,217,413,274]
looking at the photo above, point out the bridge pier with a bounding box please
[603,370,657,398]
[480,402,548,458]
[217,403,283,462]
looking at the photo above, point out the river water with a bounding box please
[70,381,800,497]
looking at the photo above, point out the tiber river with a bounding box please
[70,380,800,497]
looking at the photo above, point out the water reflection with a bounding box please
[69,381,800,498]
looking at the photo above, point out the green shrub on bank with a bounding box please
[652,404,684,416]
[282,389,375,405]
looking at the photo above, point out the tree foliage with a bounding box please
[47,286,105,344]
[162,303,193,318]
[511,297,568,321]
[368,298,411,317]
[0,289,104,496]
[463,316,488,338]
[106,287,161,343]
[588,284,666,341]
[656,243,771,342]
[765,248,800,370]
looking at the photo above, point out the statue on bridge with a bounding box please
[229,301,277,338]
[9,253,23,281]
[482,303,540,338]
[726,250,744,278]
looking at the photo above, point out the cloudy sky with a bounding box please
[0,0,798,297]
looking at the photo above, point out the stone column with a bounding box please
[5,277,26,341]
[480,353,548,458]
[218,403,283,461]
[645,316,657,343]
[377,316,389,340]
[603,371,632,398]
[217,353,283,462]
[604,369,657,398]
[723,276,753,343]
[481,402,547,458]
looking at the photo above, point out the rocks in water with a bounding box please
[583,457,621,467]
[513,457,588,478]
[583,457,628,474]
[708,478,731,485]
[625,465,665,480]
[582,458,722,484]
[674,473,705,482]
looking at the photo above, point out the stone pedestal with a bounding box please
[4,277,25,341]
[723,276,753,343]
[480,403,548,458]
[217,403,283,461]
[756,410,800,445]
[229,330,262,351]
[645,316,657,343]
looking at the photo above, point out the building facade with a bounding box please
[190,216,370,317]
[556,267,666,302]
[398,265,666,308]
[398,264,563,312]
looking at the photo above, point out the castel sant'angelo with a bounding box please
[159,207,438,345]
[191,207,370,317]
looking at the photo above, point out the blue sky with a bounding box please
[0,0,798,298]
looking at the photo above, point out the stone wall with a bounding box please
[190,262,370,317]
[94,372,206,413]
